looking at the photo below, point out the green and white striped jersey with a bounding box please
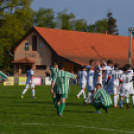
[50,66,59,81]
[53,70,75,94]
[0,71,8,80]
[94,88,112,106]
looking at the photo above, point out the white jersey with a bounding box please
[78,71,87,83]
[87,69,94,83]
[109,69,122,84]
[104,65,114,82]
[26,69,34,83]
[94,65,102,84]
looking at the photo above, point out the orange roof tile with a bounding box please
[12,58,35,64]
[33,26,133,66]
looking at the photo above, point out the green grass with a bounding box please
[0,85,134,134]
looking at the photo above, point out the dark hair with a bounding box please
[51,62,57,66]
[96,83,102,87]
[58,63,64,70]
[107,60,113,65]
[27,65,32,70]
[89,59,94,64]
[114,63,119,68]
[82,65,86,70]
[125,64,131,70]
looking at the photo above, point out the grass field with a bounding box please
[0,85,134,134]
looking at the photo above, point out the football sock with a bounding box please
[120,100,123,107]
[61,103,65,114]
[126,98,129,103]
[117,95,119,105]
[113,96,116,106]
[77,90,83,97]
[53,97,57,106]
[89,94,94,104]
[22,89,27,95]
[57,104,62,114]
[131,95,134,105]
[85,92,91,102]
[32,89,35,97]
[83,90,86,99]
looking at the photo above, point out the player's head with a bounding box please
[125,64,131,70]
[51,62,57,67]
[58,63,64,70]
[89,59,95,66]
[107,60,113,65]
[114,63,119,69]
[96,83,102,90]
[27,65,32,70]
[82,66,86,71]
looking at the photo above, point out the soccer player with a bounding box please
[93,83,112,114]
[21,65,36,99]
[77,66,87,99]
[0,71,8,83]
[119,65,133,109]
[51,63,75,116]
[84,60,95,104]
[86,59,94,71]
[107,64,122,107]
[50,62,58,107]
[103,60,114,88]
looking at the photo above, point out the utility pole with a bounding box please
[128,27,134,65]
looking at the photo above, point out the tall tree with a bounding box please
[0,0,33,71]
[33,8,57,28]
[57,9,75,30]
[107,12,118,35]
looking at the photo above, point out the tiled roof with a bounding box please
[12,58,35,64]
[33,26,134,66]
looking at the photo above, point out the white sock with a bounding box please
[84,92,91,102]
[126,98,129,103]
[22,89,27,95]
[32,89,35,97]
[77,90,83,97]
[82,90,86,99]
[89,94,94,104]
[116,95,119,105]
[132,95,134,105]
[113,96,117,106]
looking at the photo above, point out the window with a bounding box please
[32,36,37,51]
[36,65,46,70]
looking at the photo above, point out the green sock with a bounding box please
[53,97,57,106]
[61,103,65,114]
[57,104,62,114]
[96,109,101,112]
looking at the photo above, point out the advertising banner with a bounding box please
[4,77,14,86]
[45,77,51,85]
[33,77,42,85]
[19,77,26,85]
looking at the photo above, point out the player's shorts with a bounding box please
[120,84,131,97]
[87,82,95,91]
[93,101,112,109]
[129,84,134,95]
[25,83,35,89]
[80,83,86,89]
[56,94,68,100]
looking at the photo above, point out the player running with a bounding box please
[84,60,95,104]
[77,66,87,99]
[50,62,58,107]
[119,65,133,109]
[93,83,112,114]
[51,63,75,116]
[21,65,36,99]
[107,64,122,108]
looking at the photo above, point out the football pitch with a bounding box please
[0,85,134,134]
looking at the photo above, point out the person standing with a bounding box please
[51,63,75,116]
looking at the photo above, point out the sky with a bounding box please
[31,0,134,36]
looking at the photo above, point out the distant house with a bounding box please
[12,26,134,76]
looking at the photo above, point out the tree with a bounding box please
[73,19,88,32]
[0,0,33,71]
[33,8,57,28]
[57,9,75,30]
[88,19,108,33]
[107,12,118,35]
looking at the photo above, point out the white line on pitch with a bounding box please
[21,123,134,134]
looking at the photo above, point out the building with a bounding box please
[12,26,134,76]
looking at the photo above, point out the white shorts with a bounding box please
[25,83,35,89]
[80,83,86,89]
[87,82,95,91]
[120,84,132,97]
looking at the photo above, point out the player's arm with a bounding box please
[0,71,8,82]
[106,76,111,85]
[51,73,57,94]
[119,78,123,91]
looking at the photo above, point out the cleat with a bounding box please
[21,95,24,99]
[95,110,101,114]
[32,96,37,99]
[105,109,108,113]
[58,114,63,116]
[84,101,88,105]
[126,103,129,109]
[76,95,80,99]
